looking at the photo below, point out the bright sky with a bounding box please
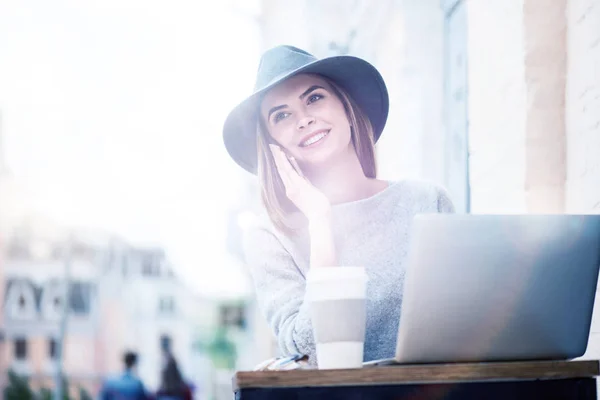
[0,0,261,297]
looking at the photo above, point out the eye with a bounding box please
[307,93,324,104]
[273,111,290,123]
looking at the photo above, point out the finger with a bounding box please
[272,147,306,195]
[287,156,305,178]
[275,147,303,183]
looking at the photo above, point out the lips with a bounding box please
[299,129,330,148]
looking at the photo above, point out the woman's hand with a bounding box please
[270,144,336,267]
[269,144,331,221]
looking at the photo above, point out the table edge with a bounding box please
[232,360,600,391]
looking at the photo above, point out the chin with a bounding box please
[302,147,349,170]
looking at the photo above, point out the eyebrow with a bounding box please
[299,85,325,100]
[267,104,287,121]
[267,85,326,121]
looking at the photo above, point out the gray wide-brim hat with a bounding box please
[222,45,389,174]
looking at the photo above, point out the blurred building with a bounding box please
[227,0,600,365]
[0,114,248,399]
[0,117,209,395]
[0,112,47,393]
[114,245,209,391]
[0,222,214,396]
[1,222,125,395]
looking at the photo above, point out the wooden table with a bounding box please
[233,360,600,399]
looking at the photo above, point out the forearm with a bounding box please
[308,212,337,267]
[244,222,323,360]
[275,299,315,357]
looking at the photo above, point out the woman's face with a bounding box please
[260,74,353,168]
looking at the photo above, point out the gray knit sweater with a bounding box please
[243,180,455,365]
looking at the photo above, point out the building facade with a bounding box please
[1,224,122,395]
[0,220,208,396]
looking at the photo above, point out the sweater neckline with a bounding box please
[331,180,398,211]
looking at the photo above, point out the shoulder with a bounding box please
[389,179,455,213]
[101,374,120,387]
[122,374,146,392]
[133,376,146,388]
[241,211,296,265]
[241,208,306,248]
[241,211,282,252]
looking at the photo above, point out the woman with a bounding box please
[155,354,192,400]
[223,45,454,366]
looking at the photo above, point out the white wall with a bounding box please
[566,0,600,360]
[467,0,529,214]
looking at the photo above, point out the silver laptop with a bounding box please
[366,214,600,366]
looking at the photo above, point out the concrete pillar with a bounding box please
[467,0,528,213]
[523,0,567,213]
[467,0,567,213]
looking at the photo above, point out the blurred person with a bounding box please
[99,351,149,400]
[222,45,454,366]
[155,353,192,400]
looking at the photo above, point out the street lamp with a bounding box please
[54,234,72,400]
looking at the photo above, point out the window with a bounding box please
[7,280,37,320]
[158,296,175,315]
[41,281,64,320]
[142,252,164,277]
[69,282,91,315]
[220,304,246,329]
[48,338,57,359]
[142,256,158,276]
[50,294,63,317]
[142,263,152,276]
[14,338,27,360]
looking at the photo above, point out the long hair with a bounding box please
[158,354,187,396]
[256,75,377,235]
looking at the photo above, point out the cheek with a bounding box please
[334,113,352,137]
[336,123,354,148]
[330,105,350,127]
[269,129,296,150]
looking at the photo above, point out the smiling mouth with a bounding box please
[299,130,330,148]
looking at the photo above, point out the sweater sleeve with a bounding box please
[242,224,316,361]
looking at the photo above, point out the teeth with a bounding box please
[301,132,328,147]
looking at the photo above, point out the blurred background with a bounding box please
[0,0,598,399]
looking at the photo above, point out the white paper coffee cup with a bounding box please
[306,266,368,369]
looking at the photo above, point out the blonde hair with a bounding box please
[256,75,377,234]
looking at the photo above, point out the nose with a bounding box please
[296,114,315,130]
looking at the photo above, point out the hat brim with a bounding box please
[222,55,389,174]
